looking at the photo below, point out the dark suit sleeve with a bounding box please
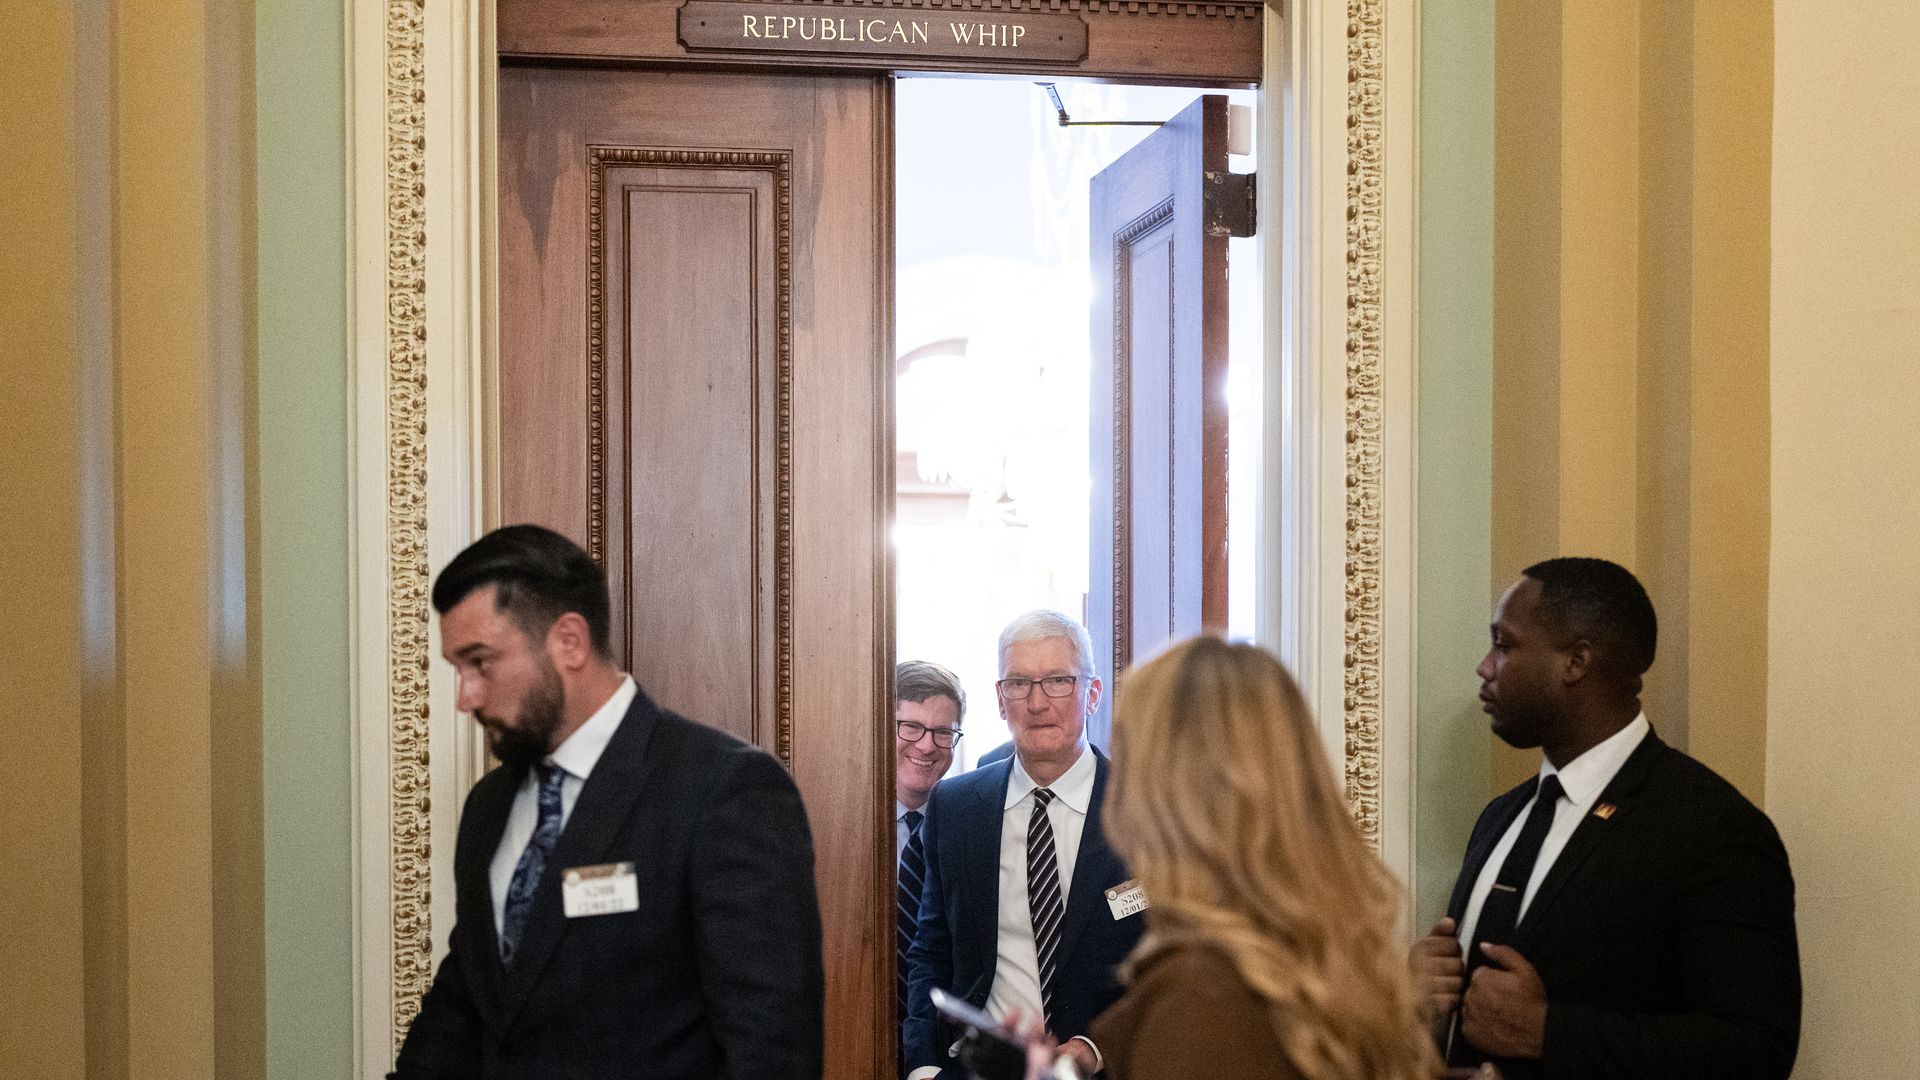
[903,789,957,1076]
[1542,804,1801,1080]
[691,747,825,1080]
[391,776,499,1080]
[388,928,485,1080]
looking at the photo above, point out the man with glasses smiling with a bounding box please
[894,661,965,1050]
[903,611,1145,1079]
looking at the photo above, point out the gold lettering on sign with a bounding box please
[744,13,934,43]
[949,22,1026,46]
[682,1,1089,63]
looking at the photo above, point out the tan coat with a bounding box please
[1090,945,1302,1080]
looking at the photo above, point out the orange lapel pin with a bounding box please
[1592,803,1618,820]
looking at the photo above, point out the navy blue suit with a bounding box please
[903,749,1144,1078]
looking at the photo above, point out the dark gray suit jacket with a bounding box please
[392,686,824,1080]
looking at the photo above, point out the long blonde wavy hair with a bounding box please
[1107,636,1431,1080]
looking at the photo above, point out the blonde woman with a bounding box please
[1021,635,1433,1080]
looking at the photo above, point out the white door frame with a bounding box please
[344,0,1419,1072]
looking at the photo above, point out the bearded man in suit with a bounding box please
[1412,557,1800,1080]
[392,524,823,1080]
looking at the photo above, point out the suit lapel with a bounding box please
[1513,731,1666,950]
[1447,782,1534,922]
[467,763,527,1019]
[967,761,1012,985]
[497,688,666,1021]
[1054,750,1115,972]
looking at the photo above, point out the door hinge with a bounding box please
[1204,171,1256,239]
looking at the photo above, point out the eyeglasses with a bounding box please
[897,720,962,749]
[995,675,1081,700]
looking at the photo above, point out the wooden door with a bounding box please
[1086,94,1242,743]
[499,66,893,1077]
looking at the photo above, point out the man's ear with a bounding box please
[545,611,597,672]
[1560,640,1595,687]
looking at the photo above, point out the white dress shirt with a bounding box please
[909,747,1099,1080]
[488,675,638,936]
[985,747,1095,1025]
[1456,713,1651,955]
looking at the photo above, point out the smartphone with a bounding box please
[926,989,1082,1080]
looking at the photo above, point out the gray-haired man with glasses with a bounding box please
[902,611,1145,1079]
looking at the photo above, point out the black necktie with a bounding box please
[1027,788,1064,1030]
[1451,772,1564,1066]
[896,809,926,1021]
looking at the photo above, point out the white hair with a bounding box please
[997,609,1097,677]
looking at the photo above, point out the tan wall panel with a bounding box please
[1556,0,1640,564]
[0,6,88,1079]
[1490,0,1770,798]
[116,4,220,1070]
[1633,0,1694,752]
[1682,0,1770,803]
[1768,1,1920,1072]
[1491,0,1565,789]
[0,3,263,1076]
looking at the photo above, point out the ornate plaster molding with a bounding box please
[384,0,434,1051]
[369,0,1399,1050]
[1342,0,1385,850]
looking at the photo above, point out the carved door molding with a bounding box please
[348,0,1419,1075]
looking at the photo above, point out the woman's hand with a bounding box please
[1002,1008,1077,1080]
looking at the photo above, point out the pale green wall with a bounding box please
[1414,0,1494,923]
[257,0,353,1075]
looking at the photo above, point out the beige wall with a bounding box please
[1767,1,1920,1074]
[1491,0,1771,798]
[0,4,263,1078]
[1,5,88,1076]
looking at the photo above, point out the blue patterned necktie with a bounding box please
[896,809,926,1020]
[500,763,567,965]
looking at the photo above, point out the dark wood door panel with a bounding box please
[604,162,779,751]
[500,64,892,1079]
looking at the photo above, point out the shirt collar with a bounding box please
[1005,743,1096,814]
[1541,712,1650,807]
[896,800,917,823]
[546,675,637,783]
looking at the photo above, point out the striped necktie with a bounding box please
[896,809,926,1021]
[1027,787,1064,1029]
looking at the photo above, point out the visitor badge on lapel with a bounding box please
[562,861,640,918]
[1106,879,1148,920]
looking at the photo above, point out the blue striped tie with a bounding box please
[897,809,926,1020]
[1028,788,1063,1030]
[500,764,567,965]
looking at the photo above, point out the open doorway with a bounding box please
[893,76,1262,769]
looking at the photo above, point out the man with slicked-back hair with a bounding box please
[392,525,823,1080]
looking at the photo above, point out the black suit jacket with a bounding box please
[392,686,824,1080]
[1443,731,1799,1080]
[904,749,1145,1078]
